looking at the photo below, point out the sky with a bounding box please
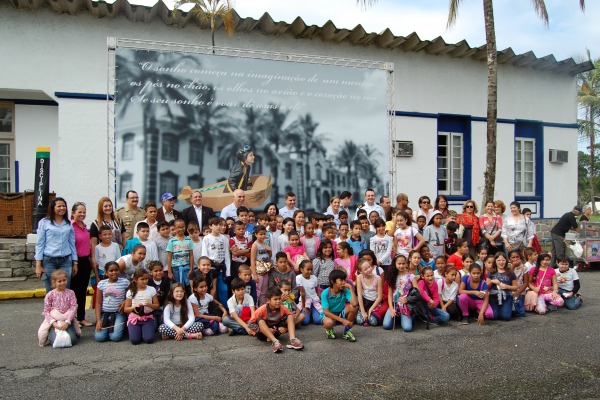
[234,0,598,62]
[147,0,599,62]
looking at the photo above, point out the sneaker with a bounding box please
[548,305,558,312]
[461,318,471,325]
[202,328,215,336]
[286,338,304,350]
[228,329,236,336]
[342,330,356,342]
[218,323,229,334]
[325,328,336,339]
[272,340,283,353]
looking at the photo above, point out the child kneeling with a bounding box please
[247,286,304,353]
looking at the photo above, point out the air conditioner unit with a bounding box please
[393,141,413,157]
[549,149,568,163]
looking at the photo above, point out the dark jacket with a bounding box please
[181,205,215,231]
[226,162,251,192]
[156,207,181,223]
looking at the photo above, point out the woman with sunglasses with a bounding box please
[457,200,481,252]
[69,201,94,327]
[501,201,534,253]
[415,195,434,225]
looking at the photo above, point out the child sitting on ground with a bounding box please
[555,257,583,310]
[355,258,383,326]
[295,259,323,325]
[189,276,229,336]
[279,279,305,326]
[247,285,304,353]
[38,270,81,347]
[158,283,204,340]
[222,278,256,335]
[321,269,358,342]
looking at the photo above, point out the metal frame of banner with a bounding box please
[106,37,396,202]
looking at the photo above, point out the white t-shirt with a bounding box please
[126,286,157,314]
[188,293,213,315]
[370,235,393,265]
[140,239,159,263]
[118,254,146,278]
[296,274,319,301]
[394,226,419,256]
[555,268,579,292]
[227,293,255,315]
[192,238,203,268]
[437,279,458,302]
[95,242,122,274]
[154,235,170,271]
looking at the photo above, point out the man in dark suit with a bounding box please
[181,190,215,232]
[156,193,181,223]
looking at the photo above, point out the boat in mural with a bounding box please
[178,174,273,210]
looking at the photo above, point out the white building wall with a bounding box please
[14,105,59,191]
[0,3,580,219]
[543,127,578,216]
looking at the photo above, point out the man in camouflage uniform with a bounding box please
[116,190,145,241]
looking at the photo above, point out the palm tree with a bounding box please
[335,140,363,195]
[115,51,198,203]
[358,143,382,189]
[287,113,329,207]
[578,51,600,213]
[178,85,235,187]
[263,106,291,203]
[173,0,235,52]
[358,1,585,204]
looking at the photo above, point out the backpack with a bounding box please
[406,287,431,330]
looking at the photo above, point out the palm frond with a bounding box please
[530,0,549,27]
[446,0,462,29]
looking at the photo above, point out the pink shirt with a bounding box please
[417,279,440,307]
[529,267,557,294]
[284,245,307,263]
[43,288,77,323]
[72,221,91,257]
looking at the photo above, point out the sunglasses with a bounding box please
[421,201,430,204]
[465,205,474,208]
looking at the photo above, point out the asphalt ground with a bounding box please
[1,270,599,400]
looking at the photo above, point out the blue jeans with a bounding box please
[42,255,73,293]
[173,265,190,287]
[301,305,323,325]
[48,324,78,346]
[429,307,450,323]
[128,318,155,344]
[222,316,248,334]
[94,313,126,342]
[355,311,380,326]
[490,295,513,321]
[559,289,582,310]
[382,309,413,332]
[512,295,526,317]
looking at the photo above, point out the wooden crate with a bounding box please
[0,192,55,237]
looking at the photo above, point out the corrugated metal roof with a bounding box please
[6,0,593,75]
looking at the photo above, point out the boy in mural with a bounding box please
[226,145,255,193]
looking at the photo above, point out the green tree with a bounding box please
[263,106,291,203]
[358,1,585,205]
[173,0,235,51]
[578,52,600,212]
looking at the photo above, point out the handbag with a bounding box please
[256,260,273,276]
[52,329,72,348]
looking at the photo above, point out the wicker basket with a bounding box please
[0,192,56,237]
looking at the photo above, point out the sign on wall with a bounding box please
[114,43,390,212]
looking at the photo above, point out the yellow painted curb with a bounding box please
[0,287,94,300]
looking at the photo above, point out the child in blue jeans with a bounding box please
[555,257,583,310]
[222,278,256,335]
[321,269,358,342]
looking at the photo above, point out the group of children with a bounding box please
[39,202,583,352]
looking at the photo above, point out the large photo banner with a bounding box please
[115,46,389,212]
